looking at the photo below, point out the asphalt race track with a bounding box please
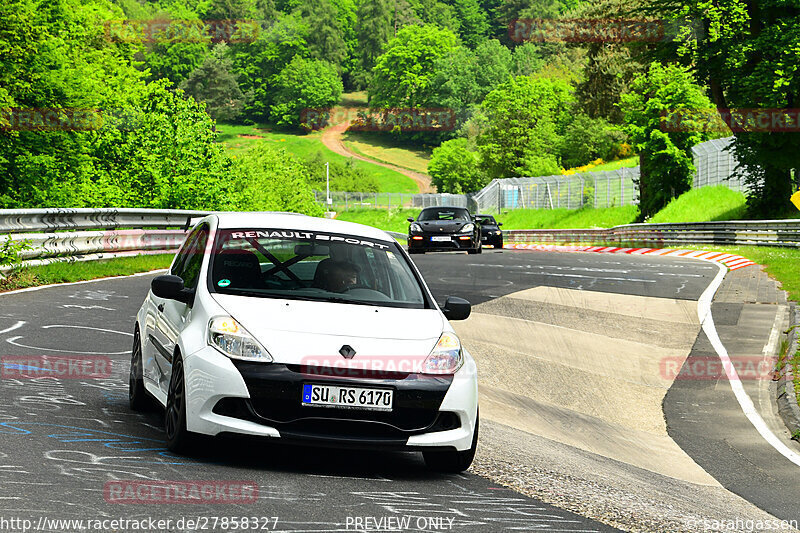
[0,248,794,532]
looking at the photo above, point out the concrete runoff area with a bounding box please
[446,275,797,532]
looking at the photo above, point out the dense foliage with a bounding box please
[620,62,712,220]
[648,0,800,216]
[2,0,793,217]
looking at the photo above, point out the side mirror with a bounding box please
[442,296,471,321]
[498,222,503,226]
[407,217,415,223]
[152,275,194,305]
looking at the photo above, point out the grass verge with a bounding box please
[334,208,419,234]
[0,254,174,293]
[649,186,747,223]
[497,206,639,229]
[342,131,432,174]
[215,123,417,193]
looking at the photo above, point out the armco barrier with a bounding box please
[3,209,798,275]
[0,209,408,274]
[505,220,800,248]
[0,208,210,273]
[0,208,208,233]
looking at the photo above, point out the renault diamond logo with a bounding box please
[339,345,356,359]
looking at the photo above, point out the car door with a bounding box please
[151,224,209,393]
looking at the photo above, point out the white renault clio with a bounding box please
[130,212,479,472]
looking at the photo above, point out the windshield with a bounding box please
[476,216,496,225]
[418,208,470,221]
[209,228,428,308]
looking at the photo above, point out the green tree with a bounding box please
[413,0,461,33]
[139,6,210,87]
[299,0,348,69]
[429,40,512,109]
[477,75,574,178]
[369,25,458,108]
[270,56,343,128]
[453,0,490,48]
[354,0,394,89]
[179,44,246,122]
[229,12,309,120]
[620,62,712,220]
[560,114,626,168]
[428,138,487,193]
[235,144,324,215]
[648,0,800,216]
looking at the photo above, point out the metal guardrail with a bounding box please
[3,208,798,277]
[0,208,208,233]
[0,209,409,274]
[0,208,209,273]
[505,220,800,248]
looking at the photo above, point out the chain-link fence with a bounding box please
[692,136,750,192]
[472,168,639,213]
[320,136,753,212]
[314,191,468,210]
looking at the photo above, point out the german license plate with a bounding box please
[302,384,393,411]
[431,236,450,242]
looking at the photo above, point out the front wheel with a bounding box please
[423,414,479,473]
[165,355,196,453]
[495,239,503,249]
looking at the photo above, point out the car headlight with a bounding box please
[421,332,463,374]
[208,316,273,362]
[461,223,474,233]
[410,222,422,233]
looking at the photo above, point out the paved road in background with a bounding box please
[1,248,792,532]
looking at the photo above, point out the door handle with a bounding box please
[157,304,164,312]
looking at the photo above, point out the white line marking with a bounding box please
[699,262,800,467]
[4,336,128,355]
[0,321,25,335]
[0,268,168,298]
[41,325,132,337]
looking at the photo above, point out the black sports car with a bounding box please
[475,214,503,248]
[407,207,481,254]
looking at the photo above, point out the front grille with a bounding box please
[214,362,455,442]
[213,397,461,439]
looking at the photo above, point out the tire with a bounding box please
[129,328,152,411]
[495,238,503,249]
[423,414,479,473]
[165,354,196,454]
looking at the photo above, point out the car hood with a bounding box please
[417,220,471,233]
[211,294,444,366]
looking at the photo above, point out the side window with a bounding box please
[172,224,209,290]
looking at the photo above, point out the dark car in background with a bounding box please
[407,207,481,254]
[475,214,503,249]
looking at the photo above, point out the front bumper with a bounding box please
[408,234,477,252]
[182,346,478,451]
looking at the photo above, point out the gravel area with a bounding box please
[469,421,798,533]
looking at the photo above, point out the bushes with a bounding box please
[302,152,379,192]
[270,56,343,129]
[428,138,487,193]
[560,114,627,169]
[0,237,30,269]
[234,144,324,216]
